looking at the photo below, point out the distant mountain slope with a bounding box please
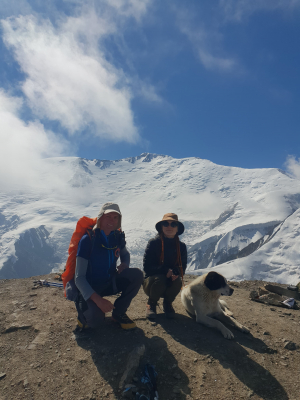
[203,208,300,283]
[0,153,300,283]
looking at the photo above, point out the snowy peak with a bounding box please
[1,153,300,284]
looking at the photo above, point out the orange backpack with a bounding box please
[61,216,97,295]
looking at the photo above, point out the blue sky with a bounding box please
[1,0,300,178]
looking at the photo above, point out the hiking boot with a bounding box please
[146,300,157,320]
[112,312,136,330]
[163,300,175,319]
[77,318,89,330]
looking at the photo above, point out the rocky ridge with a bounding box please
[0,274,300,400]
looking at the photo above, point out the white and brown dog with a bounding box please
[181,271,249,339]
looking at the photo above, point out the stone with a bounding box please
[119,345,145,389]
[284,341,297,350]
[3,324,32,333]
[0,373,6,380]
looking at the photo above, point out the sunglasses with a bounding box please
[162,221,178,228]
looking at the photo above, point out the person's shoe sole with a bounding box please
[112,317,137,330]
[77,319,89,329]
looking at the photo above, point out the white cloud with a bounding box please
[285,155,300,180]
[1,13,141,143]
[175,9,238,73]
[0,89,68,189]
[103,0,151,20]
[219,0,300,22]
[174,0,300,73]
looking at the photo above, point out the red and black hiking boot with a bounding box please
[163,300,175,319]
[112,312,136,330]
[146,299,157,320]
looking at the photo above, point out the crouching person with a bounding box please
[143,213,187,319]
[75,203,143,330]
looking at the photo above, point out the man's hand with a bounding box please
[117,262,129,274]
[90,293,114,313]
[166,269,173,278]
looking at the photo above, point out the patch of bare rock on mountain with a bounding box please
[0,274,300,400]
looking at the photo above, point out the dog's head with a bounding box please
[204,271,234,296]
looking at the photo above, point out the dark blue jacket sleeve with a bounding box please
[77,234,92,260]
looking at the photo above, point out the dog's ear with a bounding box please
[204,271,226,291]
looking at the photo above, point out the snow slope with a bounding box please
[203,208,300,283]
[0,153,300,284]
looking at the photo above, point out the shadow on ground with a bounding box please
[157,312,288,400]
[75,319,192,399]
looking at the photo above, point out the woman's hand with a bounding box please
[171,274,179,281]
[90,293,115,313]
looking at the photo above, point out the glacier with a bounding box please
[0,153,300,284]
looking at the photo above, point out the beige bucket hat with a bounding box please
[155,213,184,235]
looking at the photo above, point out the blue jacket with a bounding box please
[77,229,128,292]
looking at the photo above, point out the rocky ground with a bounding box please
[0,274,300,400]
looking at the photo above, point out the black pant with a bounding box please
[76,268,143,328]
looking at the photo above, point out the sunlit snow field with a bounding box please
[1,154,300,283]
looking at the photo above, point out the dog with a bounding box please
[181,271,249,339]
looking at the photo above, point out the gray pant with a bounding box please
[76,268,143,328]
[143,274,182,303]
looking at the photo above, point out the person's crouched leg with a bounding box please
[163,277,182,318]
[76,295,105,329]
[112,268,144,330]
[143,275,168,319]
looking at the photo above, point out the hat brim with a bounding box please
[155,220,184,235]
[103,209,121,215]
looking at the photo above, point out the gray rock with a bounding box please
[0,373,6,380]
[3,324,32,333]
[284,341,297,350]
[119,345,145,389]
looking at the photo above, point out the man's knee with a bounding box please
[121,267,144,285]
[132,268,144,285]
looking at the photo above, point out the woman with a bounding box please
[143,213,187,319]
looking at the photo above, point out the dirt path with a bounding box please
[0,274,299,400]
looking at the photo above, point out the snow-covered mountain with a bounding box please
[1,153,300,284]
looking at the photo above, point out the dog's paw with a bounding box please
[222,328,234,340]
[241,325,250,334]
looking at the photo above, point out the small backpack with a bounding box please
[61,216,97,296]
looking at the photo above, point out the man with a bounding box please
[75,202,143,330]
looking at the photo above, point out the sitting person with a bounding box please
[75,202,143,330]
[143,213,187,319]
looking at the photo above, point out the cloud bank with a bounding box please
[285,156,300,180]
[0,89,67,189]
[1,13,139,143]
